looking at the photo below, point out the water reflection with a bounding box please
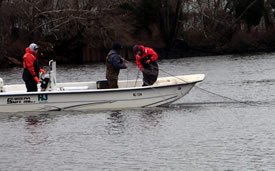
[140,109,163,128]
[105,109,165,135]
[25,113,49,126]
[106,110,126,135]
[24,114,50,146]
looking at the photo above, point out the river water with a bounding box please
[0,53,275,170]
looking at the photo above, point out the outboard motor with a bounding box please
[0,78,4,92]
[39,60,57,91]
[40,74,50,91]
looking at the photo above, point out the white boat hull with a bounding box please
[0,74,205,112]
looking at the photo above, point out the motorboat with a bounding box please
[0,60,205,112]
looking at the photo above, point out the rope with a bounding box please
[158,67,260,106]
[130,62,173,102]
[126,67,129,88]
[125,59,258,106]
[134,69,140,87]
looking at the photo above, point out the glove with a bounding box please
[39,69,45,74]
[34,76,40,83]
[146,59,151,64]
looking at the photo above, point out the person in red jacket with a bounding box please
[22,43,45,92]
[133,45,159,86]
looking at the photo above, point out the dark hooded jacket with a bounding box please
[106,49,127,81]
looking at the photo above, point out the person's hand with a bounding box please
[146,59,151,64]
[34,76,40,83]
[140,67,144,72]
[125,64,128,68]
[39,69,45,74]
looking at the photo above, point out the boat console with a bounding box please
[40,60,57,91]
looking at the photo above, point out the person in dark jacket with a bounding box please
[22,43,45,92]
[133,45,159,86]
[106,42,128,88]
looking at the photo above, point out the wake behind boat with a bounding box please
[0,61,205,113]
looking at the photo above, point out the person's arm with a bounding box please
[147,48,158,62]
[24,55,36,76]
[113,55,127,70]
[136,55,144,71]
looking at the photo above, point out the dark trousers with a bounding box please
[23,69,38,92]
[107,78,118,88]
[24,79,37,92]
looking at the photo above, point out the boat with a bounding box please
[0,60,205,112]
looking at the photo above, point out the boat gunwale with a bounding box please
[0,79,203,97]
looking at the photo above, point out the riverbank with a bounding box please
[158,46,275,59]
[1,46,275,68]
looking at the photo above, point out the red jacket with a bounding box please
[135,45,158,70]
[23,47,38,77]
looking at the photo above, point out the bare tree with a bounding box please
[159,0,185,48]
[1,0,275,63]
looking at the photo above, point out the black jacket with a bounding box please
[106,50,127,70]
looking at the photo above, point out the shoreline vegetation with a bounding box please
[1,0,275,68]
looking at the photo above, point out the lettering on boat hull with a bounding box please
[7,96,35,104]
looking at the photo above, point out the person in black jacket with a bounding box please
[105,42,128,88]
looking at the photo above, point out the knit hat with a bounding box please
[112,42,122,50]
[29,43,39,52]
[133,45,142,54]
